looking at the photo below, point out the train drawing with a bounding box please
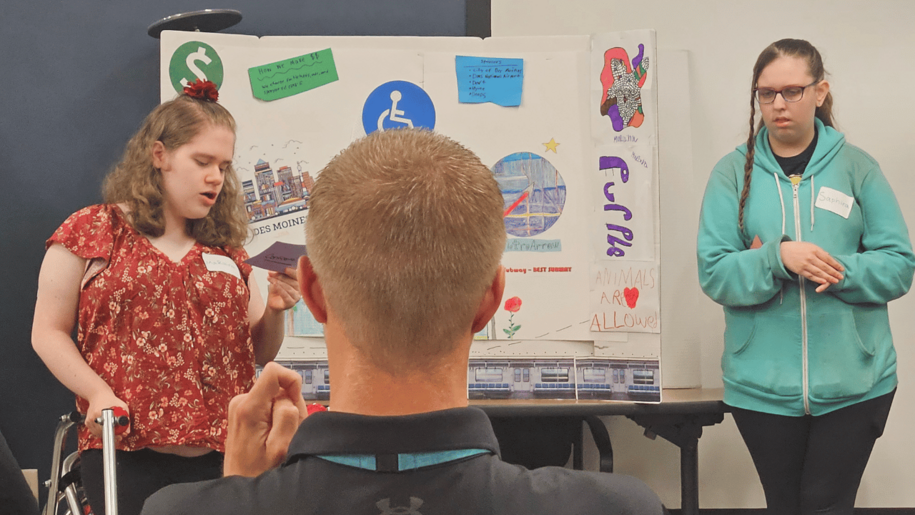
[468,358,660,402]
[260,357,661,403]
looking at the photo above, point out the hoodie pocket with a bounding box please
[722,308,803,397]
[806,306,877,400]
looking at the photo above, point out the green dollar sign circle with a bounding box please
[169,41,224,95]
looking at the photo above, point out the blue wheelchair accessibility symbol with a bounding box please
[362,81,435,135]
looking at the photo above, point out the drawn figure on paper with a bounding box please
[503,296,522,338]
[241,155,315,223]
[624,287,639,309]
[377,90,414,131]
[599,44,649,131]
[491,152,566,237]
[362,80,436,135]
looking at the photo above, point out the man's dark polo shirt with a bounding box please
[142,407,663,515]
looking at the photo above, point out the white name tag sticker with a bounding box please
[815,186,854,219]
[202,253,241,280]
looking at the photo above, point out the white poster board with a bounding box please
[161,30,662,401]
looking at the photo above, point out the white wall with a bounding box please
[494,0,915,508]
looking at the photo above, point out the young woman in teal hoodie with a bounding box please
[697,39,915,513]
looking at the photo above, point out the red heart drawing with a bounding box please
[624,287,639,309]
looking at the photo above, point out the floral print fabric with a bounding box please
[47,205,255,452]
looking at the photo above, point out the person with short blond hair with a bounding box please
[142,128,664,515]
[306,128,507,373]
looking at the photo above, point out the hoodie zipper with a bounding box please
[791,179,811,415]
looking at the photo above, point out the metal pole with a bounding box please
[101,409,119,515]
[43,413,77,515]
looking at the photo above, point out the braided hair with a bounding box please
[738,39,835,235]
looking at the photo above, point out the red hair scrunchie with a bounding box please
[183,78,219,102]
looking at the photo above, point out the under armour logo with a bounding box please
[376,497,423,515]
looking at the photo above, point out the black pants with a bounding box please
[0,430,38,515]
[80,448,223,515]
[731,389,895,515]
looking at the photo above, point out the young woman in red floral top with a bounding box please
[31,83,301,515]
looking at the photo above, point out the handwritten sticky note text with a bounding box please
[248,49,339,102]
[455,56,523,107]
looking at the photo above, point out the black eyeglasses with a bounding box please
[755,80,819,104]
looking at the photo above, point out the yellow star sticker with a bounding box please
[543,138,560,153]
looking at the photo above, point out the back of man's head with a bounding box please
[306,129,506,372]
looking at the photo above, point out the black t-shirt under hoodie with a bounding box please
[774,128,818,180]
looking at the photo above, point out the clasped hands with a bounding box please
[224,362,309,477]
[780,241,844,293]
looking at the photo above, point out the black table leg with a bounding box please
[583,416,614,473]
[627,412,723,515]
[679,435,699,515]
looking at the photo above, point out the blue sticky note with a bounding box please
[455,56,523,107]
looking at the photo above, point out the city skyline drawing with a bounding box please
[237,139,315,224]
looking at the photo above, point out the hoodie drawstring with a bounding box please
[773,172,786,235]
[773,172,787,305]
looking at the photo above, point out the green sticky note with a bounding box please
[248,49,339,101]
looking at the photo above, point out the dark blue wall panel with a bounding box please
[0,0,476,506]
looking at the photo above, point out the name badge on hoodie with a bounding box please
[202,253,242,280]
[815,186,854,219]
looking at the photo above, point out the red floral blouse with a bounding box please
[47,205,255,452]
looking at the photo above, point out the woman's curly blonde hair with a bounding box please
[102,94,249,248]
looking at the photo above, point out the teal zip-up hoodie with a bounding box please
[697,119,915,416]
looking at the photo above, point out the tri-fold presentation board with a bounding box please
[160,30,662,402]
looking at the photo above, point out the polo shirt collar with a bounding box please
[285,406,501,462]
